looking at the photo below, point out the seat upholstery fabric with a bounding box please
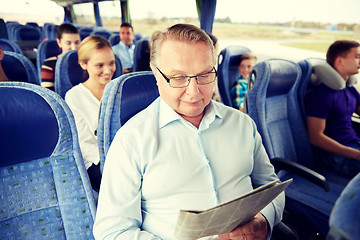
[246,59,351,235]
[0,82,96,239]
[2,50,39,85]
[0,38,23,54]
[97,71,159,172]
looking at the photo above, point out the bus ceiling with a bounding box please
[50,0,217,33]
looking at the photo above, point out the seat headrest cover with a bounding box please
[312,63,357,90]
[0,87,59,166]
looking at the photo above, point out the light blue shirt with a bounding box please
[93,98,284,240]
[112,41,135,69]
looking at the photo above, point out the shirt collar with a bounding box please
[120,41,135,49]
[158,99,223,130]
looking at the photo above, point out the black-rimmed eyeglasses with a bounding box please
[156,67,217,88]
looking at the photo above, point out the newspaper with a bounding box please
[174,178,293,240]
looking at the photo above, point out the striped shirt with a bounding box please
[41,56,58,91]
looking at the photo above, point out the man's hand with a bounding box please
[215,213,268,240]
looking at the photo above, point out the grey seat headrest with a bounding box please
[311,62,357,90]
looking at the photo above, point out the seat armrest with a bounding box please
[271,157,329,192]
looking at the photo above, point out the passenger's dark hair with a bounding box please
[56,23,79,40]
[121,22,134,32]
[326,40,359,67]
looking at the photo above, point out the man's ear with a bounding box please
[149,64,159,86]
[334,56,343,71]
[56,38,62,48]
[79,62,87,71]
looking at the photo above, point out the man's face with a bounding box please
[119,26,135,47]
[339,46,360,76]
[153,39,215,125]
[57,33,81,54]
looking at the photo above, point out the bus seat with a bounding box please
[217,45,251,107]
[0,82,96,239]
[90,28,112,40]
[246,59,351,237]
[97,71,159,173]
[5,22,20,41]
[109,33,120,46]
[134,32,143,43]
[133,36,151,72]
[328,172,360,240]
[14,25,43,41]
[297,58,326,123]
[36,39,61,82]
[79,27,93,41]
[0,18,9,39]
[2,50,39,85]
[0,38,23,54]
[54,49,122,98]
[43,23,58,40]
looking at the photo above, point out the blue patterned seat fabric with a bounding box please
[246,59,351,236]
[97,71,159,172]
[2,51,39,85]
[328,172,360,240]
[0,38,23,54]
[0,82,96,239]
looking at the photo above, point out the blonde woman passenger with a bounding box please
[65,35,116,192]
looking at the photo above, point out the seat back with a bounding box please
[54,49,123,98]
[79,27,93,41]
[43,23,58,40]
[328,172,360,240]
[297,58,326,123]
[2,51,39,85]
[97,71,159,172]
[36,40,61,82]
[133,36,151,72]
[109,33,120,46]
[217,45,251,107]
[0,82,96,239]
[246,59,314,167]
[90,28,112,40]
[0,18,8,39]
[0,38,23,54]
[14,25,43,41]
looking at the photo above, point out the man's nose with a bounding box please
[70,43,77,50]
[185,77,199,94]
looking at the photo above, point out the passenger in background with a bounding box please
[41,23,80,91]
[112,22,135,74]
[306,40,360,178]
[231,53,257,111]
[94,23,283,240]
[0,46,9,82]
[65,35,116,192]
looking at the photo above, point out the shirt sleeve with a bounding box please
[250,119,285,240]
[93,131,161,240]
[65,92,100,169]
[40,58,56,91]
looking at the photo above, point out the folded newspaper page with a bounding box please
[174,178,293,240]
